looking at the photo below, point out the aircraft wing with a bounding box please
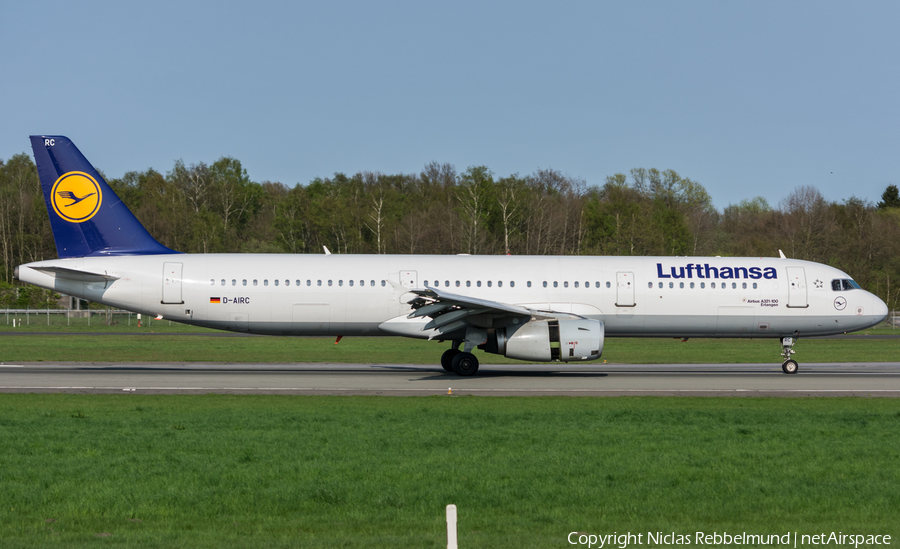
[408,287,533,317]
[404,286,580,338]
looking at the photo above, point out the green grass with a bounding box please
[1,332,899,364]
[0,395,898,548]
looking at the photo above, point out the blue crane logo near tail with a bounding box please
[56,190,97,206]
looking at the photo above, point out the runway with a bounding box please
[2,362,900,396]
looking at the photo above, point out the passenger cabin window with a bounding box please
[564,281,569,288]
[264,280,269,286]
[456,281,461,287]
[243,280,248,286]
[477,281,482,287]
[553,281,558,288]
[221,279,225,286]
[510,281,515,288]
[232,279,236,286]
[543,281,547,288]
[253,279,258,286]
[349,280,354,286]
[210,279,214,285]
[606,281,611,288]
[274,279,279,286]
[527,281,532,288]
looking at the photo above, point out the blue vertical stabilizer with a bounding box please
[30,135,178,258]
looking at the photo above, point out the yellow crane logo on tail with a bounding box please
[50,171,102,223]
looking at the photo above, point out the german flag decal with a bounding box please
[210,297,221,304]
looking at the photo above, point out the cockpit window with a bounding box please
[832,279,861,291]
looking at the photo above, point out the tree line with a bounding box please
[2,151,899,312]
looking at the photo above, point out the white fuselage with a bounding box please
[17,254,888,339]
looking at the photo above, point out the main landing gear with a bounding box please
[441,341,479,376]
[781,337,799,374]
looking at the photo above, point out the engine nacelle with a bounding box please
[481,319,604,362]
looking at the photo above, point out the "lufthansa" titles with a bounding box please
[657,263,777,280]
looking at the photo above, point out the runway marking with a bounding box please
[0,365,24,368]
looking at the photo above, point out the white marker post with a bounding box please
[446,504,458,549]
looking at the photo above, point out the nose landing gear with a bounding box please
[781,337,799,374]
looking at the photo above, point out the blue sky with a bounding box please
[2,1,898,209]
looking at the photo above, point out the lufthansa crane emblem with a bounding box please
[50,171,102,223]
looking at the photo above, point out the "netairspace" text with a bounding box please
[567,531,891,548]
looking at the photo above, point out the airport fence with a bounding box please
[2,309,173,328]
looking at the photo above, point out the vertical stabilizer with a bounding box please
[30,135,177,258]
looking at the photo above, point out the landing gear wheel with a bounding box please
[441,349,461,372]
[779,337,798,374]
[451,352,479,376]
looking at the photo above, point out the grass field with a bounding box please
[1,395,898,548]
[1,331,898,364]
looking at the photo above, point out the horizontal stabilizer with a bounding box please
[29,266,119,282]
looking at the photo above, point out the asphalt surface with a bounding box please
[2,361,900,396]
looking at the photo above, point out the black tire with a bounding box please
[782,360,799,374]
[451,352,479,376]
[441,349,460,372]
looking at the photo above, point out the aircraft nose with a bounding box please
[873,294,889,324]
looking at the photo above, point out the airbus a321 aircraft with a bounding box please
[15,136,889,375]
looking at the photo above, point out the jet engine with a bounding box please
[480,319,604,362]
